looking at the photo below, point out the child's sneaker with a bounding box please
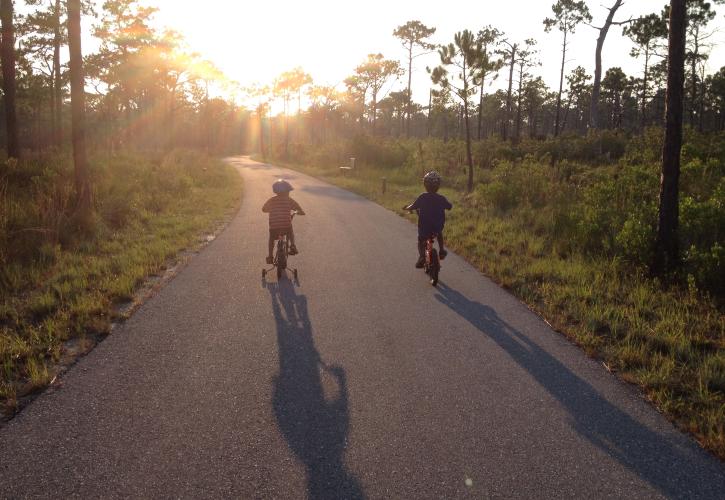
[289,244,299,255]
[415,257,425,268]
[439,249,448,260]
[266,256,273,264]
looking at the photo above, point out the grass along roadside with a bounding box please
[0,151,242,415]
[264,156,725,460]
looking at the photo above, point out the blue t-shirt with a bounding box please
[409,192,453,236]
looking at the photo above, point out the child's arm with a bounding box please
[443,196,453,210]
[403,195,422,211]
[291,199,306,215]
[262,198,272,213]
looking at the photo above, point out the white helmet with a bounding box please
[272,179,294,193]
[423,171,442,190]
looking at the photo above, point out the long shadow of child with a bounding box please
[268,279,364,500]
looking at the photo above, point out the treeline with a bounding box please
[0,0,248,158]
[255,1,725,150]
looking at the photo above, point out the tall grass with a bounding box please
[0,150,242,413]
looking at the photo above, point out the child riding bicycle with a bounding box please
[403,171,453,268]
[263,179,305,264]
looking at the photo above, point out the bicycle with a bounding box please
[262,213,299,281]
[404,207,442,287]
[422,233,441,286]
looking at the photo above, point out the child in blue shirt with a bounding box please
[404,171,453,268]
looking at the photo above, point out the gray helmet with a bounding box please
[272,179,294,193]
[423,171,442,189]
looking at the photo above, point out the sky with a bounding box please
[89,0,725,106]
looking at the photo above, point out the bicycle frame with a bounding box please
[274,234,290,267]
[404,207,442,286]
[423,232,441,286]
[424,234,436,261]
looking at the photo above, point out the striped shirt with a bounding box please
[262,195,303,230]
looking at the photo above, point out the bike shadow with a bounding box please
[262,272,300,289]
[267,278,365,500]
[433,282,725,498]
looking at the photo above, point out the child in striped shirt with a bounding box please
[263,179,305,264]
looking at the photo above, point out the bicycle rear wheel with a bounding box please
[429,249,440,286]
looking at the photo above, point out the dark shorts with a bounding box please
[269,227,292,239]
[418,228,444,239]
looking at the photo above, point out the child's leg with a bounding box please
[416,236,426,266]
[286,227,299,255]
[268,232,275,259]
[437,233,448,258]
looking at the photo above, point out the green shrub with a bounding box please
[349,135,410,168]
[685,243,724,296]
[616,214,656,266]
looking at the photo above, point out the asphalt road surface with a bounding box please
[2,156,724,499]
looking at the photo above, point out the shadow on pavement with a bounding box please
[267,278,365,500]
[434,282,725,499]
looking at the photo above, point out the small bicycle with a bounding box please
[404,207,442,287]
[262,213,299,281]
[422,232,441,286]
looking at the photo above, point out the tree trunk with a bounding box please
[689,27,699,128]
[554,29,568,137]
[642,50,650,129]
[504,44,516,141]
[49,74,56,147]
[514,65,523,145]
[561,98,572,133]
[68,0,91,214]
[698,66,705,133]
[590,0,623,131]
[53,0,62,147]
[654,0,686,274]
[406,43,413,137]
[478,47,487,140]
[0,0,19,159]
[464,98,473,193]
[616,92,623,128]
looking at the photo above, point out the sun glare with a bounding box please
[142,0,725,112]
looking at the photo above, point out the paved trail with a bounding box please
[2,157,724,499]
